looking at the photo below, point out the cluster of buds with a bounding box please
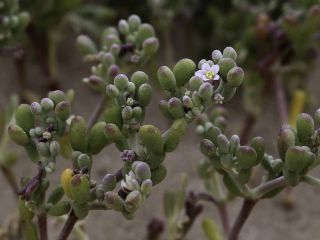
[158,47,244,122]
[77,14,159,92]
[0,0,30,46]
[8,90,72,172]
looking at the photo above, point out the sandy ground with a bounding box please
[1,38,320,240]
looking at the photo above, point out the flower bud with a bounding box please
[218,57,236,79]
[141,179,152,196]
[70,174,90,203]
[223,46,237,60]
[221,84,236,102]
[159,100,173,119]
[236,146,257,169]
[163,119,187,152]
[285,146,314,172]
[296,113,314,144]
[157,66,176,92]
[128,14,141,32]
[70,116,87,152]
[192,92,202,107]
[136,23,155,44]
[189,76,203,91]
[48,201,71,216]
[73,202,89,219]
[77,35,97,55]
[202,218,222,240]
[49,141,60,157]
[249,136,265,163]
[138,83,152,107]
[61,168,74,199]
[198,83,213,101]
[173,58,196,86]
[277,125,296,160]
[77,154,92,170]
[229,135,240,155]
[102,174,117,192]
[114,74,129,91]
[88,122,109,155]
[30,102,42,115]
[182,96,193,109]
[151,165,167,185]
[200,139,217,157]
[211,50,223,63]
[8,124,29,146]
[100,52,115,68]
[139,125,164,154]
[217,134,229,154]
[122,106,133,120]
[205,126,222,145]
[105,191,124,211]
[132,106,143,122]
[15,104,35,132]
[48,90,66,105]
[105,34,120,48]
[118,19,130,35]
[104,123,123,142]
[132,161,151,182]
[227,66,244,87]
[107,64,120,80]
[143,37,159,55]
[37,142,50,157]
[106,84,119,98]
[47,185,64,205]
[145,152,165,170]
[168,97,184,119]
[40,98,54,112]
[125,191,142,212]
[131,71,149,91]
[55,101,71,121]
[103,103,123,129]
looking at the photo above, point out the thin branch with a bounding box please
[302,175,320,187]
[57,210,78,240]
[251,176,286,199]
[274,75,288,123]
[87,95,106,129]
[228,199,257,240]
[0,166,18,197]
[38,213,48,240]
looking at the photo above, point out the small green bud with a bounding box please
[136,23,155,44]
[141,179,152,196]
[277,125,296,160]
[77,154,92,170]
[159,100,173,119]
[122,106,133,120]
[128,15,141,32]
[77,35,97,55]
[103,103,123,129]
[106,84,119,98]
[223,47,237,60]
[139,125,164,154]
[110,44,121,56]
[48,90,66,106]
[100,52,115,68]
[198,83,213,101]
[168,97,185,119]
[131,71,149,91]
[16,104,35,132]
[173,58,196,86]
[105,191,124,211]
[37,142,50,157]
[229,135,240,155]
[107,64,120,80]
[236,146,257,169]
[88,122,109,155]
[47,185,64,205]
[132,161,151,182]
[145,152,165,170]
[163,119,187,152]
[296,113,314,144]
[132,106,143,121]
[127,82,136,95]
[70,174,90,203]
[55,101,71,121]
[143,37,159,55]
[285,146,314,172]
[30,102,42,115]
[118,19,130,35]
[218,57,236,79]
[182,96,193,109]
[73,202,89,219]
[189,76,203,91]
[205,126,222,145]
[48,201,71,216]
[104,34,120,48]
[220,85,236,102]
[151,165,167,185]
[114,74,129,91]
[138,83,152,107]
[70,116,87,152]
[8,124,29,146]
[125,191,142,212]
[157,66,176,92]
[200,139,217,157]
[49,141,60,157]
[202,218,223,240]
[40,98,54,112]
[217,134,229,154]
[102,174,117,192]
[211,50,223,64]
[227,67,244,87]
[104,123,123,142]
[249,136,265,163]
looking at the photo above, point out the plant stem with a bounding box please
[274,75,288,123]
[57,210,78,240]
[228,199,257,240]
[302,175,320,187]
[0,166,18,197]
[87,95,106,129]
[38,213,48,240]
[251,176,286,199]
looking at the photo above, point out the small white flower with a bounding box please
[195,63,220,81]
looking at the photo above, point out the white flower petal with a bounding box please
[201,63,211,71]
[213,75,220,80]
[211,64,219,74]
[195,70,204,77]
